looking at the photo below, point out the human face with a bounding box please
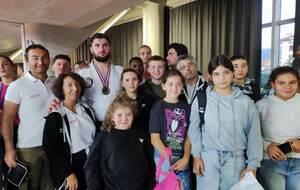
[147,60,165,81]
[0,58,14,78]
[112,107,134,130]
[271,73,298,101]
[52,59,71,77]
[177,59,197,82]
[232,59,248,80]
[90,38,111,62]
[211,65,233,90]
[166,48,178,67]
[130,60,144,76]
[122,72,139,93]
[162,75,183,101]
[63,76,81,102]
[27,48,50,76]
[139,47,151,63]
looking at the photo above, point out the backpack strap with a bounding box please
[196,90,207,128]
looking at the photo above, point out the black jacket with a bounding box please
[43,105,96,189]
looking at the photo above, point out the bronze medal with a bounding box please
[102,86,110,95]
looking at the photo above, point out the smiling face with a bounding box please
[211,65,234,90]
[90,38,111,62]
[232,58,248,80]
[147,60,165,81]
[27,48,50,77]
[112,106,134,130]
[122,71,139,94]
[0,57,14,78]
[271,73,298,101]
[62,76,82,102]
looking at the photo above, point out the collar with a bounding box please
[25,72,53,83]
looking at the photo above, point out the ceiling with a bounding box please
[0,0,146,55]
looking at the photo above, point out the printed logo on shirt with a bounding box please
[86,77,93,88]
[141,103,146,108]
[30,93,41,98]
[165,108,187,151]
[69,119,77,125]
[139,138,144,143]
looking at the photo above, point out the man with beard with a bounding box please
[176,55,207,105]
[77,33,123,124]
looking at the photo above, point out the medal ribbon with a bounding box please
[93,62,111,89]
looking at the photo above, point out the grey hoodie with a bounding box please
[189,86,263,169]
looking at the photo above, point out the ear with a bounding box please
[270,81,275,89]
[161,82,167,91]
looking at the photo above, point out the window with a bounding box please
[261,0,296,86]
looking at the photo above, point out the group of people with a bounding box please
[0,32,299,190]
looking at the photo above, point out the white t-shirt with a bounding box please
[61,103,96,154]
[256,93,300,158]
[5,72,55,148]
[77,63,123,121]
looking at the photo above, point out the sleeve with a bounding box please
[148,102,162,134]
[245,102,263,170]
[42,113,73,187]
[84,132,103,190]
[188,96,202,158]
[4,81,21,104]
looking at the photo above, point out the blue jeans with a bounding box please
[259,158,300,190]
[154,149,191,190]
[196,149,246,190]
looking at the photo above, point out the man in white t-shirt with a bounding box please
[2,44,54,190]
[77,33,123,122]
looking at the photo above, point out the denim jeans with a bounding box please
[154,149,191,190]
[259,158,300,190]
[196,149,246,190]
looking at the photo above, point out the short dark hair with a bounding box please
[129,57,143,67]
[230,55,247,62]
[53,54,71,64]
[24,44,49,62]
[147,55,166,68]
[52,72,86,100]
[269,66,300,83]
[89,33,111,46]
[208,55,234,75]
[0,55,13,65]
[75,60,86,65]
[162,68,185,85]
[168,43,188,56]
[121,68,139,81]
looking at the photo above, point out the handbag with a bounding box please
[154,147,183,190]
[7,160,30,187]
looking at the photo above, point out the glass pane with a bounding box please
[279,23,294,66]
[281,0,296,20]
[261,27,272,86]
[262,0,273,24]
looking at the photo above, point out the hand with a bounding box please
[48,99,61,113]
[172,157,189,171]
[267,143,286,161]
[291,140,300,153]
[66,173,78,190]
[240,168,256,179]
[4,148,17,168]
[192,157,204,176]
